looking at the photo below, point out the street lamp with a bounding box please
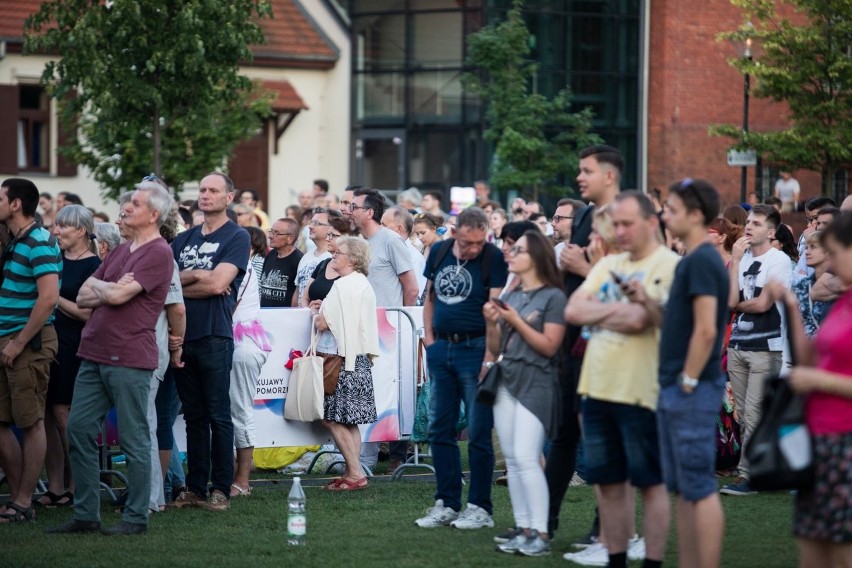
[741,35,752,204]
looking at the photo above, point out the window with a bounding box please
[17,85,50,172]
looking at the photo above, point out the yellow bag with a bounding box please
[253,446,321,470]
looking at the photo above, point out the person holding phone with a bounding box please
[483,230,567,557]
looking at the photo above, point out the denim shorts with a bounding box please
[656,375,726,501]
[581,397,662,487]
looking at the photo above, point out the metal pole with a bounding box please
[741,70,750,204]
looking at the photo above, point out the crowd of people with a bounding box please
[0,144,850,567]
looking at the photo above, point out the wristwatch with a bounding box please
[678,373,699,391]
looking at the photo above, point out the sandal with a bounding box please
[0,502,36,523]
[323,478,343,491]
[329,477,368,492]
[33,491,74,508]
[230,483,252,497]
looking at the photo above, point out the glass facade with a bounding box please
[344,0,641,195]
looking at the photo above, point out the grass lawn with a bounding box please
[3,466,797,568]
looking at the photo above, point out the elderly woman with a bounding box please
[765,213,852,568]
[35,205,101,508]
[234,203,258,228]
[93,222,121,259]
[311,237,380,491]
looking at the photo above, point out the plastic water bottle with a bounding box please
[287,476,306,546]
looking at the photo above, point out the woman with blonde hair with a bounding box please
[311,237,380,491]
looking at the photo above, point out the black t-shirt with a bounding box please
[424,242,507,334]
[308,258,339,302]
[658,243,729,387]
[55,255,101,347]
[259,249,303,307]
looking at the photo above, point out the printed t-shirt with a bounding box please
[577,246,679,410]
[729,247,792,352]
[424,241,507,334]
[172,221,249,340]
[258,249,303,307]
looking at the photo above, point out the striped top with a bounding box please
[0,224,62,336]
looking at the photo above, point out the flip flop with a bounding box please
[230,483,252,497]
[329,477,368,492]
[323,478,343,491]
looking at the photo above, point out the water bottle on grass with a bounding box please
[287,476,306,546]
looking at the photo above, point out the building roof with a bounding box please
[261,80,309,112]
[0,0,338,69]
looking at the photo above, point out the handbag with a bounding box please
[744,304,814,492]
[283,319,325,422]
[476,320,513,405]
[320,353,344,396]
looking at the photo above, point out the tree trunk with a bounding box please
[822,164,834,198]
[152,107,161,177]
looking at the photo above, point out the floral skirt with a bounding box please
[793,431,852,543]
[323,354,377,425]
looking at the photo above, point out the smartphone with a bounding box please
[493,298,508,309]
[610,271,625,285]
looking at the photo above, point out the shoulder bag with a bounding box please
[283,318,325,422]
[744,303,814,491]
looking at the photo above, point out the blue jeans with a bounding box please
[426,337,494,514]
[174,336,234,498]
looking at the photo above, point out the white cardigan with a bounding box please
[321,272,380,372]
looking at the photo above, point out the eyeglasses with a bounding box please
[806,215,819,223]
[552,215,573,223]
[331,251,349,257]
[508,246,528,256]
[349,203,369,212]
[268,230,295,237]
[326,232,342,240]
[310,220,329,227]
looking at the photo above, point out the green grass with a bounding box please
[3,472,797,568]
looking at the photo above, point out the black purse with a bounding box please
[744,304,815,492]
[476,323,512,406]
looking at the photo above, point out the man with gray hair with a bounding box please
[415,207,508,530]
[381,206,426,301]
[396,187,422,212]
[48,178,175,535]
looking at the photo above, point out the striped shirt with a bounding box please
[0,224,62,336]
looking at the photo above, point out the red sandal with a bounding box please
[329,477,368,492]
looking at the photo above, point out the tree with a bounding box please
[24,0,274,200]
[465,0,600,201]
[710,0,852,196]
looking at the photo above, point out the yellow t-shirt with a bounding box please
[576,246,679,410]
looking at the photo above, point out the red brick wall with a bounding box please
[646,0,823,206]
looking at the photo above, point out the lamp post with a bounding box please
[740,33,753,204]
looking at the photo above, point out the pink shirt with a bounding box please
[807,289,852,434]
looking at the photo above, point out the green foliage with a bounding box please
[465,0,600,200]
[24,0,274,200]
[710,0,852,195]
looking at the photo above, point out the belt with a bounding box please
[435,330,486,343]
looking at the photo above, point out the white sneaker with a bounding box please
[449,503,494,529]
[628,535,646,561]
[414,499,459,528]
[563,542,609,566]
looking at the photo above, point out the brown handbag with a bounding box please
[320,353,344,395]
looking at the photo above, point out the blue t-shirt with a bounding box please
[424,241,507,334]
[658,243,729,388]
[171,221,249,341]
[0,224,62,336]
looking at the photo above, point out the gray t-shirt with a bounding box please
[154,261,184,380]
[498,286,567,437]
[367,227,413,307]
